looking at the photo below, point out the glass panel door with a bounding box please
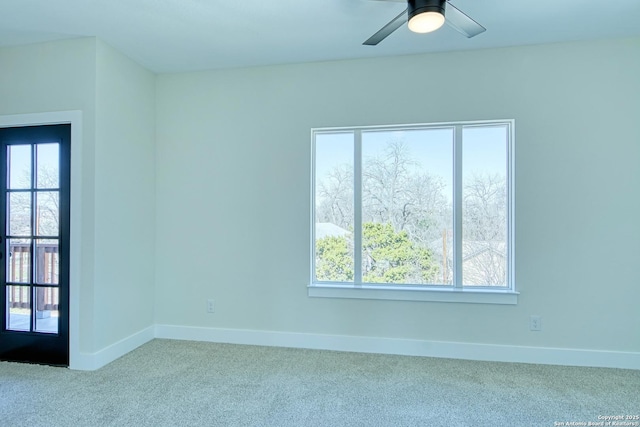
[0,124,70,366]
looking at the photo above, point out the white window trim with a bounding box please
[308,284,518,305]
[309,119,516,305]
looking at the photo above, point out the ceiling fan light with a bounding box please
[407,0,447,34]
[408,11,445,34]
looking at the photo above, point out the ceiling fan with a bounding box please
[363,0,486,46]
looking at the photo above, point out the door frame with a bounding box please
[0,111,82,369]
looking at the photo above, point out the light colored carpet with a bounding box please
[1,339,638,426]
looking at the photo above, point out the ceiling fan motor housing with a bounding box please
[408,0,447,20]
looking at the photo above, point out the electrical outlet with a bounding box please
[207,299,215,313]
[530,315,541,331]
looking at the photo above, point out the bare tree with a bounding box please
[462,172,507,285]
[463,172,506,241]
[316,164,354,230]
[10,166,60,237]
[362,140,416,230]
[361,140,451,249]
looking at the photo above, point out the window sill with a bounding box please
[308,284,518,305]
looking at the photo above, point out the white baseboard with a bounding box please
[70,326,155,371]
[70,324,640,371]
[154,324,640,370]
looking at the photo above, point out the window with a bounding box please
[310,120,516,304]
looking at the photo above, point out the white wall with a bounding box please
[1,35,638,368]
[94,40,156,351]
[155,37,640,356]
[0,38,156,361]
[0,38,98,353]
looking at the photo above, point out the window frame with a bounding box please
[309,119,517,305]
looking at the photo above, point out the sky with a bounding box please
[8,143,59,189]
[314,124,509,204]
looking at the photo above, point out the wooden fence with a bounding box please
[7,242,59,311]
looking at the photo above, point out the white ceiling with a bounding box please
[1,0,639,74]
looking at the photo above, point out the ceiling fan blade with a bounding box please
[445,2,486,38]
[363,9,408,46]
